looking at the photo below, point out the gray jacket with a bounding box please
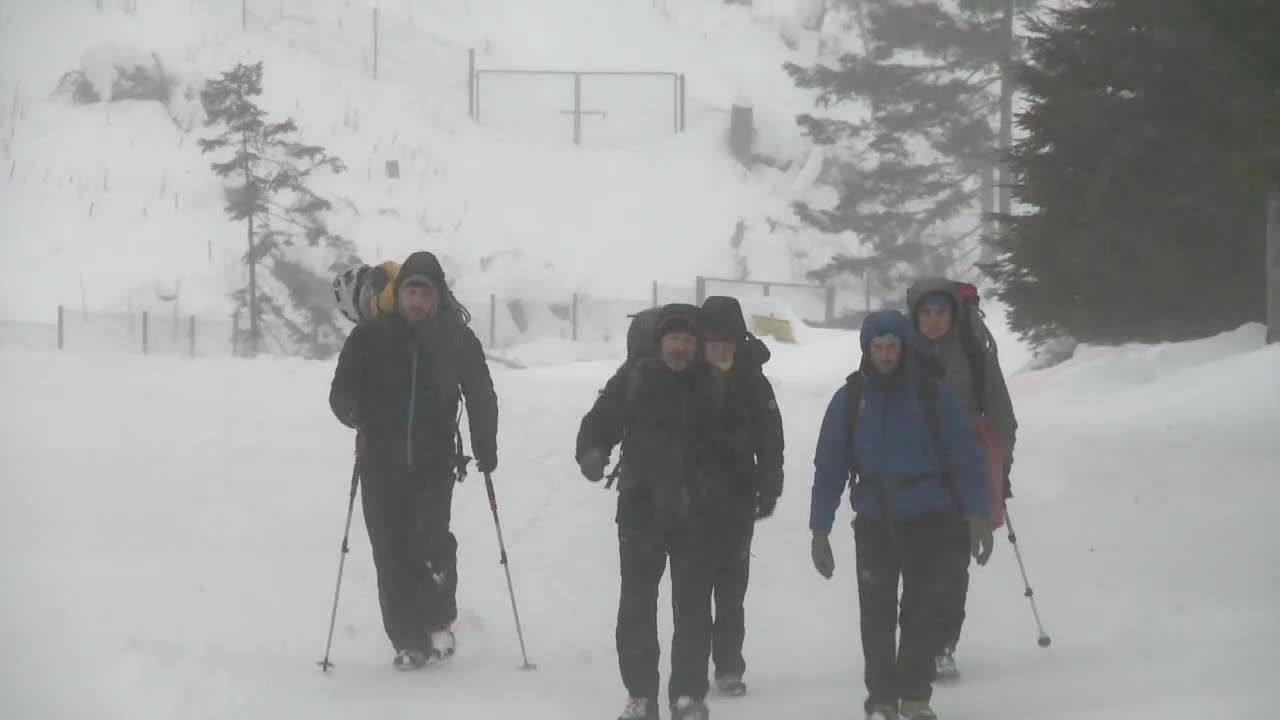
[907,278,1018,459]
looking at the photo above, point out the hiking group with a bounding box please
[328,253,1018,720]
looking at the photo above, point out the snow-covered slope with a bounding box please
[0,0,845,326]
[3,323,1276,719]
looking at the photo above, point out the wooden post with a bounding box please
[695,276,706,305]
[652,280,659,308]
[142,311,149,355]
[57,305,64,350]
[762,282,770,298]
[242,0,247,31]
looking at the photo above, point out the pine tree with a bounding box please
[785,0,1032,298]
[988,0,1269,346]
[198,61,355,358]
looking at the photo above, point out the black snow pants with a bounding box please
[710,507,754,680]
[854,511,969,708]
[938,518,972,653]
[615,490,714,707]
[360,464,458,654]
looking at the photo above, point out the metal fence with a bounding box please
[1,308,237,357]
[695,276,883,329]
[469,53,687,148]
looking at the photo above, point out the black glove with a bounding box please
[755,493,778,520]
[811,530,835,579]
[755,467,783,520]
[967,514,994,566]
[578,447,608,483]
[477,456,497,474]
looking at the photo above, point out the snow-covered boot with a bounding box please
[934,647,958,680]
[617,697,658,720]
[671,697,710,720]
[866,702,898,720]
[430,628,456,661]
[392,649,428,671]
[899,700,938,720]
[714,672,747,697]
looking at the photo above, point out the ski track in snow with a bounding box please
[3,330,1279,719]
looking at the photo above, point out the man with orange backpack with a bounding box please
[905,278,1018,680]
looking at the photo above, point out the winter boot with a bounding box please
[934,647,958,681]
[714,672,747,697]
[392,649,428,671]
[430,628,456,661]
[899,700,938,720]
[865,696,896,717]
[617,697,658,720]
[671,697,710,720]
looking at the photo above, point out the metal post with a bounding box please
[190,315,197,357]
[763,283,771,298]
[242,0,247,31]
[695,276,706,305]
[57,305,64,350]
[652,280,659,308]
[571,293,579,341]
[573,73,582,146]
[489,293,497,348]
[1267,185,1280,344]
[468,49,476,119]
[825,285,836,324]
[679,74,686,132]
[372,8,379,80]
[142,311,149,355]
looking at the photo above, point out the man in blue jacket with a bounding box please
[809,310,994,720]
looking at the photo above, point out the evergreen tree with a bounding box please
[199,61,355,358]
[785,0,1031,296]
[988,0,1270,346]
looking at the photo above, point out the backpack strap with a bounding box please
[604,359,649,490]
[918,376,963,514]
[957,305,994,415]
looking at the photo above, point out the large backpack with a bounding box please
[843,367,961,526]
[951,281,1000,415]
[624,306,664,361]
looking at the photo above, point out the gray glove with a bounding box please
[811,530,835,579]
[967,514,994,566]
[578,447,609,483]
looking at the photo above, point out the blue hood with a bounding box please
[858,309,920,380]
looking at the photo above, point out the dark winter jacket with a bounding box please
[720,335,785,507]
[329,252,498,478]
[907,278,1018,458]
[809,310,989,532]
[576,308,731,531]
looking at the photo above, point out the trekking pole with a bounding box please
[1004,508,1052,648]
[483,471,536,671]
[317,454,361,672]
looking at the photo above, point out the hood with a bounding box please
[906,277,963,318]
[701,295,748,341]
[858,309,920,380]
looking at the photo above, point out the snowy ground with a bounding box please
[3,323,1278,719]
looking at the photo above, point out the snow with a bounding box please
[3,323,1278,719]
[0,0,832,331]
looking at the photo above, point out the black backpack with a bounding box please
[843,366,961,526]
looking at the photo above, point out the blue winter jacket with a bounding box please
[809,310,990,532]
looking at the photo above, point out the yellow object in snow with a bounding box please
[751,315,796,344]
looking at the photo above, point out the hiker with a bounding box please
[809,309,993,720]
[907,278,1018,678]
[700,296,785,697]
[576,303,731,720]
[329,251,498,670]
